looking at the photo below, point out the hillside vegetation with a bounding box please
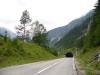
[48,11,93,48]
[55,14,92,48]
[0,35,56,68]
[77,0,100,75]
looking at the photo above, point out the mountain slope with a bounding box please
[0,27,16,39]
[55,17,91,48]
[48,18,87,46]
[0,35,56,68]
[48,11,93,48]
[77,1,100,74]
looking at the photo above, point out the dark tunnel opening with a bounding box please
[65,52,73,57]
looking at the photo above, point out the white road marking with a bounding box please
[73,57,76,70]
[37,62,59,74]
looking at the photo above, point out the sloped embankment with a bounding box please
[0,36,56,68]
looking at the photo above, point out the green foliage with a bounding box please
[47,48,58,56]
[77,1,100,74]
[4,31,8,42]
[16,10,32,40]
[0,36,56,68]
[0,38,25,57]
[55,17,91,48]
[20,10,31,24]
[77,47,100,75]
[32,33,48,47]
[84,0,100,48]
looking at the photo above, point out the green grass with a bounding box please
[77,47,100,75]
[0,36,56,68]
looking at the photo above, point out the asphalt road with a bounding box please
[0,58,77,75]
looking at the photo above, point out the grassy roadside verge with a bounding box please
[76,47,100,75]
[0,37,58,68]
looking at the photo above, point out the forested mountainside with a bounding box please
[77,1,100,74]
[48,11,93,48]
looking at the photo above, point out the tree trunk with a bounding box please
[24,24,26,42]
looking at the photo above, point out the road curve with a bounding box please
[0,58,77,75]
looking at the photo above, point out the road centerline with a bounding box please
[37,62,59,74]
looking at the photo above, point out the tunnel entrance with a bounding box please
[65,52,73,57]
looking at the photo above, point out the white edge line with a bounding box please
[37,62,59,74]
[73,57,76,70]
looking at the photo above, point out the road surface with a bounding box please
[0,58,77,75]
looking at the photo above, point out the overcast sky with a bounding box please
[0,0,97,32]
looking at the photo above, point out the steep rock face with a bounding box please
[0,27,16,39]
[48,11,93,48]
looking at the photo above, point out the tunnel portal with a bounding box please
[65,52,73,57]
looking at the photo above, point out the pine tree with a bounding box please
[16,10,32,40]
[4,30,7,42]
[85,0,100,47]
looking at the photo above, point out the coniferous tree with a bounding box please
[84,0,100,48]
[4,30,7,42]
[16,10,32,40]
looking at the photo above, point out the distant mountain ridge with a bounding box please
[0,27,16,39]
[48,11,93,48]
